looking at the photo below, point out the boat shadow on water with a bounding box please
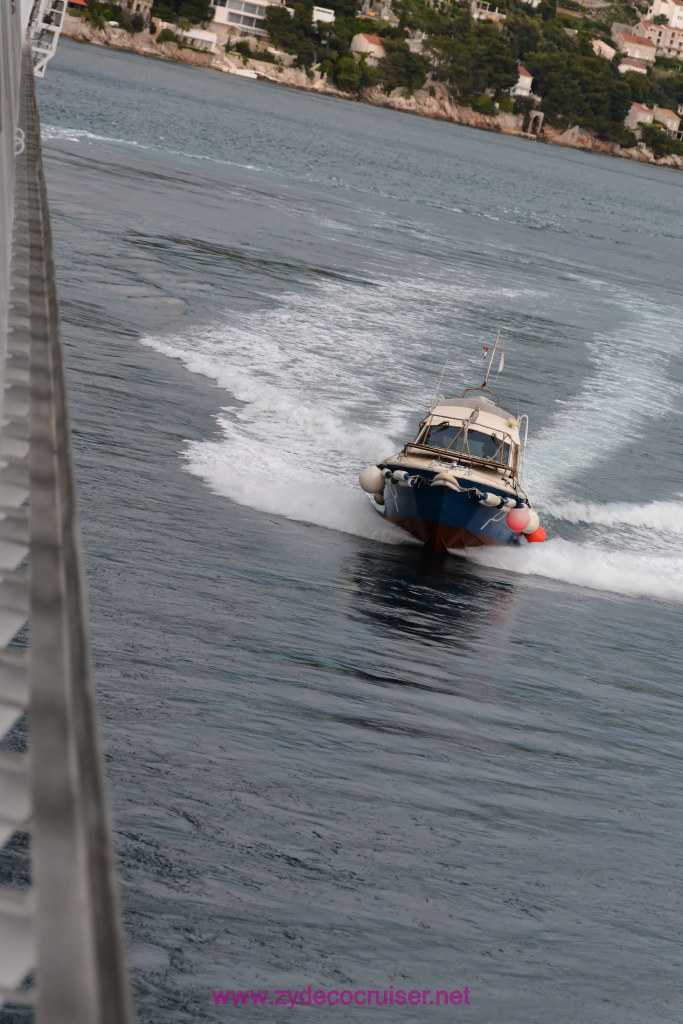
[347,544,519,666]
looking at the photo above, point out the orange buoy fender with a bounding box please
[506,507,531,532]
[525,526,546,543]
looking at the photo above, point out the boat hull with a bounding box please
[381,471,521,552]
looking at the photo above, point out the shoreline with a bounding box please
[59,17,683,171]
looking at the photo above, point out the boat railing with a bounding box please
[0,31,135,1024]
[419,415,516,446]
[402,442,515,476]
[517,414,529,483]
[460,383,501,406]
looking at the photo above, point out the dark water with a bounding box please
[37,40,683,1024]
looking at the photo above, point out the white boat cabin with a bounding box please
[404,396,524,478]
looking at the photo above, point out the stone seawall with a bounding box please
[60,16,683,171]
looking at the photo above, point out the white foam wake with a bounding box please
[461,537,683,604]
[41,124,140,146]
[545,499,683,535]
[525,290,683,502]
[184,433,408,544]
[141,276,464,547]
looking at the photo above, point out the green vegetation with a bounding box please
[151,0,212,27]
[264,0,362,70]
[624,66,683,112]
[426,12,517,102]
[377,38,428,94]
[263,4,317,66]
[639,121,683,156]
[472,92,497,114]
[523,49,632,133]
[85,0,147,31]
[156,26,177,41]
[233,39,253,57]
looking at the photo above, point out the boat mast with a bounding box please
[461,331,503,404]
[482,331,500,390]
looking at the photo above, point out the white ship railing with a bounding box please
[0,12,135,1022]
[28,0,69,79]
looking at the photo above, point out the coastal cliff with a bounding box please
[60,16,683,171]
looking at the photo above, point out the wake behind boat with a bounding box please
[359,337,546,552]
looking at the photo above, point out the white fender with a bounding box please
[359,466,385,494]
[431,471,461,490]
[522,509,540,534]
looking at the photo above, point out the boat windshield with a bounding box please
[420,422,512,465]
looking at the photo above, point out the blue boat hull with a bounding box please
[382,471,522,551]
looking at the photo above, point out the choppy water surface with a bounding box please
[37,41,682,1024]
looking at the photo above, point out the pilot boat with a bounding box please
[359,336,545,552]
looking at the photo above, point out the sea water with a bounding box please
[34,40,683,1024]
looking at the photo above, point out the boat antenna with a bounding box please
[482,331,501,391]
[430,356,449,410]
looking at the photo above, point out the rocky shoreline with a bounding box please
[60,16,683,171]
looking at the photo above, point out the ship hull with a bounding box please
[381,471,521,552]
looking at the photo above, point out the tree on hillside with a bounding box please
[377,37,429,94]
[640,122,683,156]
[263,0,359,70]
[611,58,683,113]
[263,4,311,51]
[334,55,361,90]
[152,0,212,25]
[320,0,358,20]
[427,13,516,100]
[525,50,632,134]
[538,17,578,52]
[505,12,543,62]
[319,14,355,63]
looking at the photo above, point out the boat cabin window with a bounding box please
[419,421,512,466]
[419,421,461,449]
[467,429,506,461]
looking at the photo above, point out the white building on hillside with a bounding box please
[624,102,654,129]
[640,19,683,56]
[612,28,657,62]
[212,0,281,39]
[592,38,616,59]
[177,26,218,50]
[618,55,648,73]
[122,0,153,24]
[511,65,533,97]
[350,33,386,64]
[471,0,506,23]
[646,0,683,28]
[653,105,681,131]
[360,0,399,25]
[312,5,335,23]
